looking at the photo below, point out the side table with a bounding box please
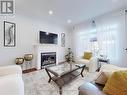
[97,58,110,71]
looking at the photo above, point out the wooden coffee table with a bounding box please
[45,63,86,95]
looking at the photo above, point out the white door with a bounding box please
[121,10,127,67]
[124,10,127,67]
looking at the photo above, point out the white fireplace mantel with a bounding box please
[34,44,58,69]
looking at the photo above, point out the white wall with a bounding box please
[0,14,70,67]
[71,9,127,67]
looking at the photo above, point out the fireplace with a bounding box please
[41,52,56,68]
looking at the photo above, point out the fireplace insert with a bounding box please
[41,52,56,68]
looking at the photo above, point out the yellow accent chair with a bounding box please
[76,52,98,72]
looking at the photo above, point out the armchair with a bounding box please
[76,52,98,72]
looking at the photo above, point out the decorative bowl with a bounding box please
[15,58,24,65]
[24,54,33,61]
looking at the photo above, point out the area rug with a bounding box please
[23,69,98,95]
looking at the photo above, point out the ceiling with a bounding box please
[16,0,127,27]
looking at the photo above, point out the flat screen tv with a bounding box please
[39,31,58,44]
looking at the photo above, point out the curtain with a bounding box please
[74,10,125,65]
[97,24,118,60]
[96,12,124,65]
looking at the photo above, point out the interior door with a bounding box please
[121,10,127,67]
[124,10,127,66]
[117,10,127,67]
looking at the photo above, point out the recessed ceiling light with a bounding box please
[67,19,71,24]
[48,10,53,15]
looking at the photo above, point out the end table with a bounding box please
[97,58,110,71]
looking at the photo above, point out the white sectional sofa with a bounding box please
[0,65,24,95]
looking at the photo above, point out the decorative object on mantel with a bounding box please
[24,54,33,69]
[4,21,16,47]
[61,33,65,47]
[65,48,74,63]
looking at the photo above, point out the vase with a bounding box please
[15,58,24,65]
[24,54,33,61]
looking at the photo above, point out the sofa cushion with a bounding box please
[95,64,127,85]
[103,70,127,95]
[0,74,24,95]
[100,64,127,72]
[95,71,112,85]
[83,52,92,60]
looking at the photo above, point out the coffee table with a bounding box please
[45,63,86,95]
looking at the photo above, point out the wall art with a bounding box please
[4,21,16,47]
[61,33,65,47]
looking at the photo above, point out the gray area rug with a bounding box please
[23,69,98,95]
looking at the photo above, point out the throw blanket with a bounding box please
[103,70,127,95]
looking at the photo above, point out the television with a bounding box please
[39,31,58,44]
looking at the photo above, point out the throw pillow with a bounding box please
[103,70,127,95]
[83,52,92,60]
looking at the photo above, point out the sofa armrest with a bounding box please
[78,82,106,95]
[0,74,24,95]
[0,65,22,76]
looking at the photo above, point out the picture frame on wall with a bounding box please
[4,21,16,47]
[61,33,65,47]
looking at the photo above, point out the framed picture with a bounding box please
[61,33,65,47]
[4,21,16,47]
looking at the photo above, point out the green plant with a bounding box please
[65,48,74,62]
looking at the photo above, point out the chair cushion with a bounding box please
[103,70,127,95]
[77,59,90,67]
[83,52,92,60]
[78,59,90,64]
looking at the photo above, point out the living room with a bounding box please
[0,0,127,95]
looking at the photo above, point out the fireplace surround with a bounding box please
[34,44,58,70]
[41,52,56,68]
